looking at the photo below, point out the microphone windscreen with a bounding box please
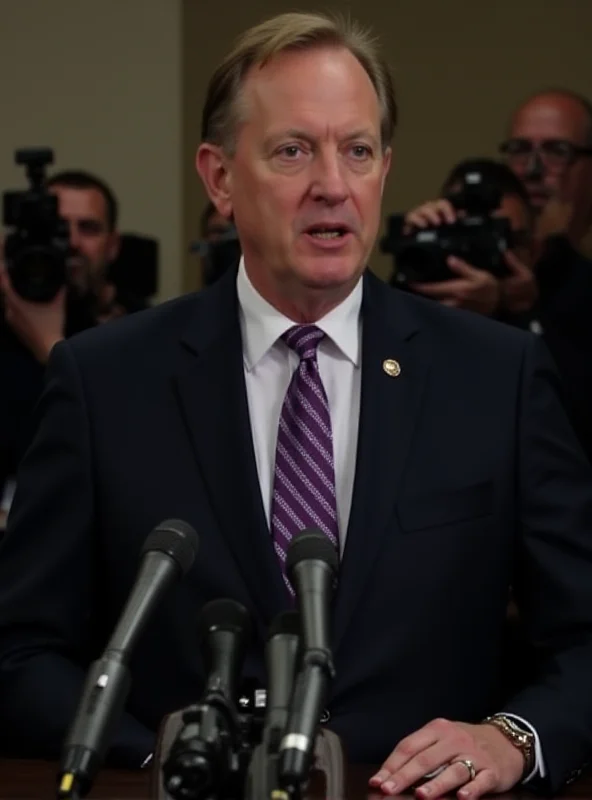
[198,598,252,643]
[142,519,199,575]
[286,528,339,581]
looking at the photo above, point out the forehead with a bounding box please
[50,185,108,221]
[510,96,589,143]
[239,46,381,140]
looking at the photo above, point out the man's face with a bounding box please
[507,94,592,214]
[199,46,391,315]
[50,185,119,295]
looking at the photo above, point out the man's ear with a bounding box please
[196,143,233,219]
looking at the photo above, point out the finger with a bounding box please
[369,728,440,787]
[380,741,459,795]
[502,249,529,275]
[437,199,457,225]
[446,256,481,278]
[415,760,478,799]
[406,200,455,228]
[457,768,498,800]
[410,280,468,299]
[53,285,68,308]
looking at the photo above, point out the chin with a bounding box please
[294,255,363,290]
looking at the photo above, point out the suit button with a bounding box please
[320,709,331,724]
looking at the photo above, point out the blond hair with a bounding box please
[201,12,397,154]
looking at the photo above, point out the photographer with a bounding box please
[395,158,538,328]
[501,89,592,462]
[0,163,125,505]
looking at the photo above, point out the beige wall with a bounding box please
[182,0,592,285]
[2,1,590,299]
[0,0,183,300]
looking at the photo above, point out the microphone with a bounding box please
[262,611,301,750]
[278,529,339,795]
[57,519,199,799]
[245,611,301,799]
[200,598,251,701]
[162,599,252,800]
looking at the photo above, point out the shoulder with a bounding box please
[368,272,532,358]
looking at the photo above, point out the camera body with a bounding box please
[162,680,266,800]
[3,148,70,302]
[381,170,514,285]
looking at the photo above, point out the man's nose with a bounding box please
[67,221,82,250]
[310,153,350,205]
[524,150,545,181]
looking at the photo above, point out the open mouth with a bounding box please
[305,225,351,240]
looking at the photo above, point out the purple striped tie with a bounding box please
[271,325,339,592]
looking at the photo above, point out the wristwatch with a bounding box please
[482,714,535,776]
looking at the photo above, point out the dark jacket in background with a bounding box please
[537,235,592,464]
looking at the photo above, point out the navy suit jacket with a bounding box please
[1,268,592,791]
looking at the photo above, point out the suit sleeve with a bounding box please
[0,340,154,765]
[502,334,592,791]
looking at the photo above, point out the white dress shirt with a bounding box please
[237,258,362,554]
[236,257,544,782]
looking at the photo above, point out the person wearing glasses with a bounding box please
[502,90,592,464]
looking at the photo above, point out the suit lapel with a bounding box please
[333,274,433,653]
[174,273,288,631]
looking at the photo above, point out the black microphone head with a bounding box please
[142,519,199,576]
[198,598,252,645]
[268,610,300,640]
[286,529,339,583]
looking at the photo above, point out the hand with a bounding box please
[0,265,66,363]
[369,718,525,798]
[534,192,592,259]
[411,256,501,315]
[405,199,457,231]
[499,250,538,314]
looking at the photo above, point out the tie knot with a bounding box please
[283,325,325,360]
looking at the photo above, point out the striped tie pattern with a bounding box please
[271,325,339,592]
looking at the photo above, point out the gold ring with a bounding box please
[454,758,476,782]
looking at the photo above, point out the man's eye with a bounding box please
[351,145,372,159]
[279,145,302,158]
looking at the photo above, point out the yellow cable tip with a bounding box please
[59,773,74,793]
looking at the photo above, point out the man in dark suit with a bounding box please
[1,11,592,798]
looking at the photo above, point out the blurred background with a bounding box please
[1,0,591,296]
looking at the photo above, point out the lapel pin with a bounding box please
[382,358,401,377]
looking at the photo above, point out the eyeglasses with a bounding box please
[499,138,592,171]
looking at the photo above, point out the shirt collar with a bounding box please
[237,257,362,371]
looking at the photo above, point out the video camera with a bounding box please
[3,148,70,302]
[162,679,266,800]
[380,168,513,285]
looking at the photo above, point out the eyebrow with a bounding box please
[265,128,380,148]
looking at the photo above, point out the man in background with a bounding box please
[501,89,592,461]
[197,201,238,287]
[0,169,124,505]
